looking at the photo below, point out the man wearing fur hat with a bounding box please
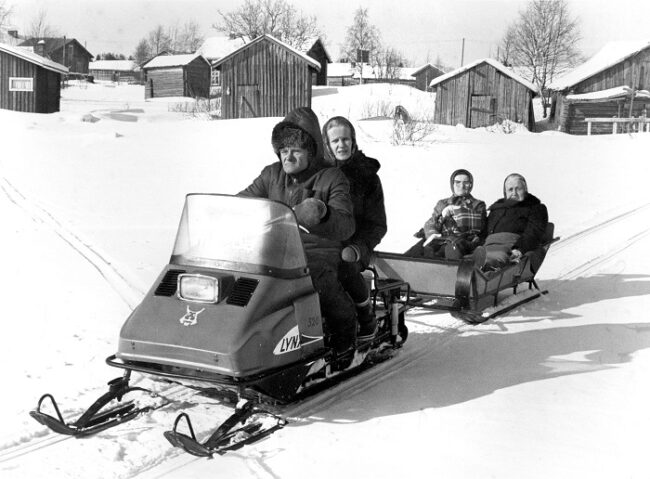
[239,107,357,358]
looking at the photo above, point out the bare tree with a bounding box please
[147,25,172,55]
[374,47,407,80]
[342,7,381,64]
[133,38,152,66]
[177,20,204,53]
[27,8,58,38]
[498,0,582,117]
[214,0,322,50]
[0,1,14,43]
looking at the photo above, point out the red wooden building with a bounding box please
[0,42,68,113]
[19,37,93,74]
[213,34,321,119]
[548,40,650,135]
[142,53,211,99]
[430,58,537,130]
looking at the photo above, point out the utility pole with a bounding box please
[460,38,465,67]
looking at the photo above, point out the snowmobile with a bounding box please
[30,194,410,456]
[371,223,558,324]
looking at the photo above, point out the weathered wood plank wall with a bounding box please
[219,39,313,119]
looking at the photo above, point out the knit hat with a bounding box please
[449,169,473,193]
[503,173,528,197]
[322,116,358,164]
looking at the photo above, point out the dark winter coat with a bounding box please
[485,193,548,253]
[239,108,355,262]
[336,151,387,267]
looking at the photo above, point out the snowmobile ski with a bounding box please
[164,399,287,457]
[29,371,168,437]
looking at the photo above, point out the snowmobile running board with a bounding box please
[29,371,166,437]
[164,399,287,457]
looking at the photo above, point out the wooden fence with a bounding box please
[584,115,650,135]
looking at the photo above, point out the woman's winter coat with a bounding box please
[485,193,548,253]
[336,151,387,267]
[424,194,486,239]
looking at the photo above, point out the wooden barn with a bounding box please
[303,37,330,86]
[89,60,141,83]
[0,42,68,113]
[430,58,537,130]
[142,53,211,99]
[213,34,321,119]
[548,40,650,135]
[18,37,92,74]
[411,63,444,91]
[327,62,355,86]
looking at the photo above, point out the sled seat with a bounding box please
[371,222,559,316]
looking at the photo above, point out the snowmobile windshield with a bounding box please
[170,194,308,277]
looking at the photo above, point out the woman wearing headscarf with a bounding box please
[474,173,548,269]
[408,169,486,260]
[322,115,387,341]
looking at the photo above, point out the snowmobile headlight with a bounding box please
[177,274,219,303]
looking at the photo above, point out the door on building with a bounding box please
[238,85,260,118]
[469,95,496,127]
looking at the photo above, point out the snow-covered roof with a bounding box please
[0,41,68,74]
[212,34,321,71]
[327,62,354,77]
[429,58,537,92]
[565,85,650,101]
[89,60,140,71]
[411,63,444,77]
[197,35,245,61]
[142,53,210,69]
[302,37,331,62]
[549,40,650,91]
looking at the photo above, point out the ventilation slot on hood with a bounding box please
[154,269,186,296]
[226,277,259,306]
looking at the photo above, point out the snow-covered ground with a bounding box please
[1,82,649,479]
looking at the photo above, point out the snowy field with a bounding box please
[0,82,649,479]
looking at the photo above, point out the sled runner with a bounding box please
[30,194,410,456]
[372,223,558,323]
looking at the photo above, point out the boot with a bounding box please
[357,303,377,341]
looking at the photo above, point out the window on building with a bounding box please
[9,77,33,91]
[211,69,221,86]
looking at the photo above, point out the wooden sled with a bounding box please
[370,223,559,323]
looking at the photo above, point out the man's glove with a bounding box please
[294,198,327,227]
[341,245,361,263]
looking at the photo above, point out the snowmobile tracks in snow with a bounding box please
[0,381,190,466]
[134,324,466,478]
[0,176,145,309]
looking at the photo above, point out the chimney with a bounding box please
[35,39,45,57]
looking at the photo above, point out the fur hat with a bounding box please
[449,169,474,193]
[271,124,317,158]
[503,173,528,197]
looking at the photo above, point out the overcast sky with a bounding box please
[8,0,650,67]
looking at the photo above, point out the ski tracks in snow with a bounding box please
[0,176,146,309]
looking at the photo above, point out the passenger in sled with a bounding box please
[473,172,549,272]
[322,115,387,341]
[405,168,487,261]
[239,107,358,358]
